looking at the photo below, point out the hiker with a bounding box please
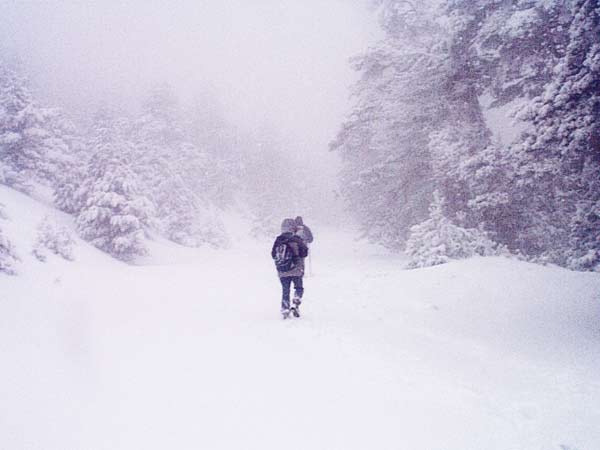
[294,216,313,247]
[295,215,314,276]
[271,218,308,319]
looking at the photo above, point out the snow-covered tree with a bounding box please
[0,65,43,192]
[406,192,498,269]
[445,0,567,104]
[440,0,599,266]
[239,131,305,238]
[335,0,598,271]
[331,0,450,248]
[0,64,74,193]
[427,126,524,250]
[130,84,227,247]
[76,116,152,261]
[53,164,86,214]
[77,153,151,261]
[513,0,600,268]
[184,95,243,209]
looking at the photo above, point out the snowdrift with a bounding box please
[1,186,600,450]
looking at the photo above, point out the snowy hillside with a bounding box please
[2,2,599,448]
[1,189,600,450]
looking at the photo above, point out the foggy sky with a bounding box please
[0,1,379,162]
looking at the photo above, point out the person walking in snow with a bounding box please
[294,215,314,276]
[272,218,308,319]
[294,216,313,247]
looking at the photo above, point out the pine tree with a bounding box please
[0,65,42,192]
[76,116,152,261]
[331,0,450,248]
[0,64,73,192]
[424,0,599,269]
[406,191,498,268]
[131,85,227,247]
[183,96,243,209]
[53,165,86,214]
[444,0,567,104]
[513,0,600,269]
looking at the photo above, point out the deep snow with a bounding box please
[1,186,600,450]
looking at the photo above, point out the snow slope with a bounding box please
[1,187,600,450]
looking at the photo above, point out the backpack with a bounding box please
[273,238,295,272]
[295,224,313,245]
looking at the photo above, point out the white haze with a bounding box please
[0,0,379,166]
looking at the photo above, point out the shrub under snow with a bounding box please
[0,231,18,275]
[32,216,75,262]
[406,192,499,269]
[0,204,18,274]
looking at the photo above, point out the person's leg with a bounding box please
[280,277,292,311]
[292,276,304,306]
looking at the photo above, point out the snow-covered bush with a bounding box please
[0,231,18,275]
[32,216,75,262]
[166,211,228,248]
[0,204,18,274]
[406,192,499,269]
[197,213,229,249]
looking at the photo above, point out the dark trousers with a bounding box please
[280,276,304,310]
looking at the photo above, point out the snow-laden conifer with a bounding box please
[130,85,227,247]
[76,152,151,261]
[76,113,152,262]
[53,165,86,215]
[331,0,450,248]
[0,65,74,193]
[513,0,600,267]
[406,192,498,269]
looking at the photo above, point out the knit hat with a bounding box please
[281,218,296,233]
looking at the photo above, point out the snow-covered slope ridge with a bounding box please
[1,187,600,450]
[0,184,117,274]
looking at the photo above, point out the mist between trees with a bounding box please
[1,0,599,271]
[0,74,328,262]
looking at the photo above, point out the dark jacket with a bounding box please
[271,232,308,278]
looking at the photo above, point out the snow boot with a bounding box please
[281,308,291,320]
[291,306,300,318]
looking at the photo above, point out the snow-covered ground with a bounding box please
[2,187,600,450]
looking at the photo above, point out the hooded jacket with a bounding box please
[271,232,307,278]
